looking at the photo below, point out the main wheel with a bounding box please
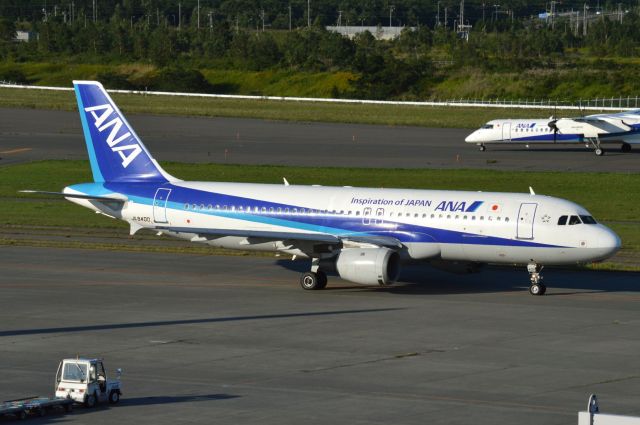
[64,403,73,413]
[85,393,97,408]
[595,148,604,156]
[529,283,545,296]
[300,272,322,290]
[109,390,120,404]
[621,143,632,153]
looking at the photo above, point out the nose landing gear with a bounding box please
[478,144,486,152]
[527,263,546,296]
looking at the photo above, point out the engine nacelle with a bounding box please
[335,248,401,286]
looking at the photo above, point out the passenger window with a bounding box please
[557,215,567,225]
[199,204,204,210]
[569,215,582,225]
[184,203,189,210]
[262,207,267,213]
[207,204,212,210]
[356,211,361,216]
[277,207,282,213]
[505,217,509,222]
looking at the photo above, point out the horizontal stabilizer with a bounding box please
[19,190,127,202]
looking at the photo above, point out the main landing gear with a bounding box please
[299,258,328,290]
[586,138,605,156]
[621,142,632,153]
[527,263,546,296]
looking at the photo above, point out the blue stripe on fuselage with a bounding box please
[67,182,565,248]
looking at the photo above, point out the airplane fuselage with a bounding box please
[466,113,640,155]
[65,181,620,266]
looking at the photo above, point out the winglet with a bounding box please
[283,177,290,186]
[529,186,536,195]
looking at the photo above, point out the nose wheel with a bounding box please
[527,263,546,296]
[478,144,486,152]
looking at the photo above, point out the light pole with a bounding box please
[307,0,310,27]
[389,5,395,27]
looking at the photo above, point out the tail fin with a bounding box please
[73,80,176,183]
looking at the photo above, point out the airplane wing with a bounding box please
[585,109,640,119]
[157,226,403,253]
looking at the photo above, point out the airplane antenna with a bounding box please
[283,177,290,186]
[529,186,536,195]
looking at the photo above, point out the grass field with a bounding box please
[0,86,559,129]
[1,161,638,257]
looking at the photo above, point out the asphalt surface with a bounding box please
[1,108,639,171]
[1,246,639,424]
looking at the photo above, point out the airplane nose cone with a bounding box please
[465,132,479,143]
[595,227,622,260]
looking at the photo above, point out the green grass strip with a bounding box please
[0,87,558,129]
[1,161,638,255]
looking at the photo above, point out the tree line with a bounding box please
[2,1,640,99]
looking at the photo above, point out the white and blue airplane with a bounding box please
[466,110,640,155]
[23,81,621,295]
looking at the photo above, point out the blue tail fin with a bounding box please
[73,80,175,183]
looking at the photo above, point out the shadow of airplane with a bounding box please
[275,259,640,296]
[0,308,401,338]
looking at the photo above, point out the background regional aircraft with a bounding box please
[23,81,621,296]
[466,110,640,155]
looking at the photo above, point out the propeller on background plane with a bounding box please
[548,118,559,143]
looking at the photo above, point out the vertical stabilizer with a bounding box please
[73,80,176,183]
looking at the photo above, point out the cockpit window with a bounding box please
[481,124,494,129]
[580,215,597,224]
[557,215,567,225]
[568,215,582,225]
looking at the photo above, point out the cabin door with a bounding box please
[153,188,171,223]
[517,203,537,239]
[502,122,511,141]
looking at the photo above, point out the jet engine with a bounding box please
[335,247,400,285]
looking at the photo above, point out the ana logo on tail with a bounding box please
[84,103,142,168]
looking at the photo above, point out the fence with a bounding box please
[1,82,637,112]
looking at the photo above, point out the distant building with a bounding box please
[326,26,413,40]
[14,31,36,42]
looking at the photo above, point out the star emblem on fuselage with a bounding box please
[541,214,551,223]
